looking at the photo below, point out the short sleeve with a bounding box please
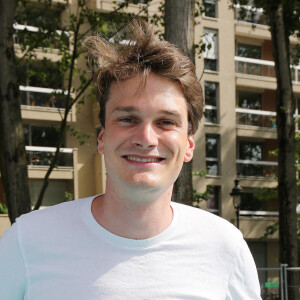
[0,222,27,300]
[226,238,262,300]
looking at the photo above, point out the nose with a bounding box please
[131,122,158,149]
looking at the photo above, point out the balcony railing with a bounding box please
[237,159,278,178]
[235,56,300,82]
[20,86,68,109]
[237,108,300,130]
[240,210,279,217]
[236,108,277,129]
[26,146,73,167]
[13,23,69,50]
[234,4,268,27]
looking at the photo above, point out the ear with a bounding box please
[184,135,195,162]
[97,129,105,154]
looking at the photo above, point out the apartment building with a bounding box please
[0,0,300,292]
[193,0,299,291]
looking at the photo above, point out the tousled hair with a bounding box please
[83,19,203,134]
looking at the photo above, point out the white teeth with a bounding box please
[126,156,161,163]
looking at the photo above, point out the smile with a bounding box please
[124,156,163,163]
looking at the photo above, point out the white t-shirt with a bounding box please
[0,196,261,299]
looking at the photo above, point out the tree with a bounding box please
[267,2,299,298]
[0,0,31,223]
[164,0,196,206]
[0,0,150,222]
[232,0,300,298]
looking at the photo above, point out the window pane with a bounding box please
[237,43,261,59]
[241,192,264,211]
[205,82,218,106]
[30,126,62,147]
[204,59,217,71]
[239,141,262,160]
[206,135,220,175]
[206,136,218,157]
[204,109,217,123]
[206,185,220,213]
[206,161,219,176]
[204,1,216,18]
[17,60,63,89]
[204,28,218,60]
[238,91,262,109]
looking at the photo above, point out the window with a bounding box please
[24,125,71,167]
[206,185,220,215]
[237,91,262,110]
[237,43,261,59]
[236,91,273,127]
[238,141,264,176]
[203,28,218,71]
[239,141,262,161]
[236,43,263,76]
[203,0,217,18]
[206,134,220,175]
[240,188,278,213]
[204,82,219,124]
[18,60,66,108]
[17,60,63,89]
[24,124,62,148]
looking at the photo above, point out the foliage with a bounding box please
[12,0,151,210]
[0,203,8,215]
[260,221,279,240]
[64,191,74,201]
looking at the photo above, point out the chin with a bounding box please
[125,175,164,190]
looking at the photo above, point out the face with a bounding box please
[98,73,195,193]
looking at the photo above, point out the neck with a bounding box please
[91,181,174,240]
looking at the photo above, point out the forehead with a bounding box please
[107,73,188,114]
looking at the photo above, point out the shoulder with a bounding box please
[172,202,241,236]
[18,196,92,224]
[172,202,243,252]
[15,196,94,243]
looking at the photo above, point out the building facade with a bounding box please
[1,0,300,293]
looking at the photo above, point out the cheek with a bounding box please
[160,132,188,152]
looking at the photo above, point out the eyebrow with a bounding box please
[111,106,182,118]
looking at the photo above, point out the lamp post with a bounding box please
[230,179,242,229]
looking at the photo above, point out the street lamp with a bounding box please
[230,179,242,229]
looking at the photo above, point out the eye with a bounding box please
[157,119,176,127]
[118,117,137,124]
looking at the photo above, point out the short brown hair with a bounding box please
[83,19,203,134]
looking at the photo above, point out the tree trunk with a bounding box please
[0,0,31,223]
[267,1,298,298]
[164,0,195,206]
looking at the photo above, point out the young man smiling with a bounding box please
[0,20,261,299]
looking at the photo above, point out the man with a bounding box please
[0,20,261,299]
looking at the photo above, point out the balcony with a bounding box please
[20,86,68,108]
[20,86,75,122]
[237,159,277,178]
[13,23,69,51]
[235,56,300,83]
[236,108,276,129]
[234,4,268,27]
[26,146,73,168]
